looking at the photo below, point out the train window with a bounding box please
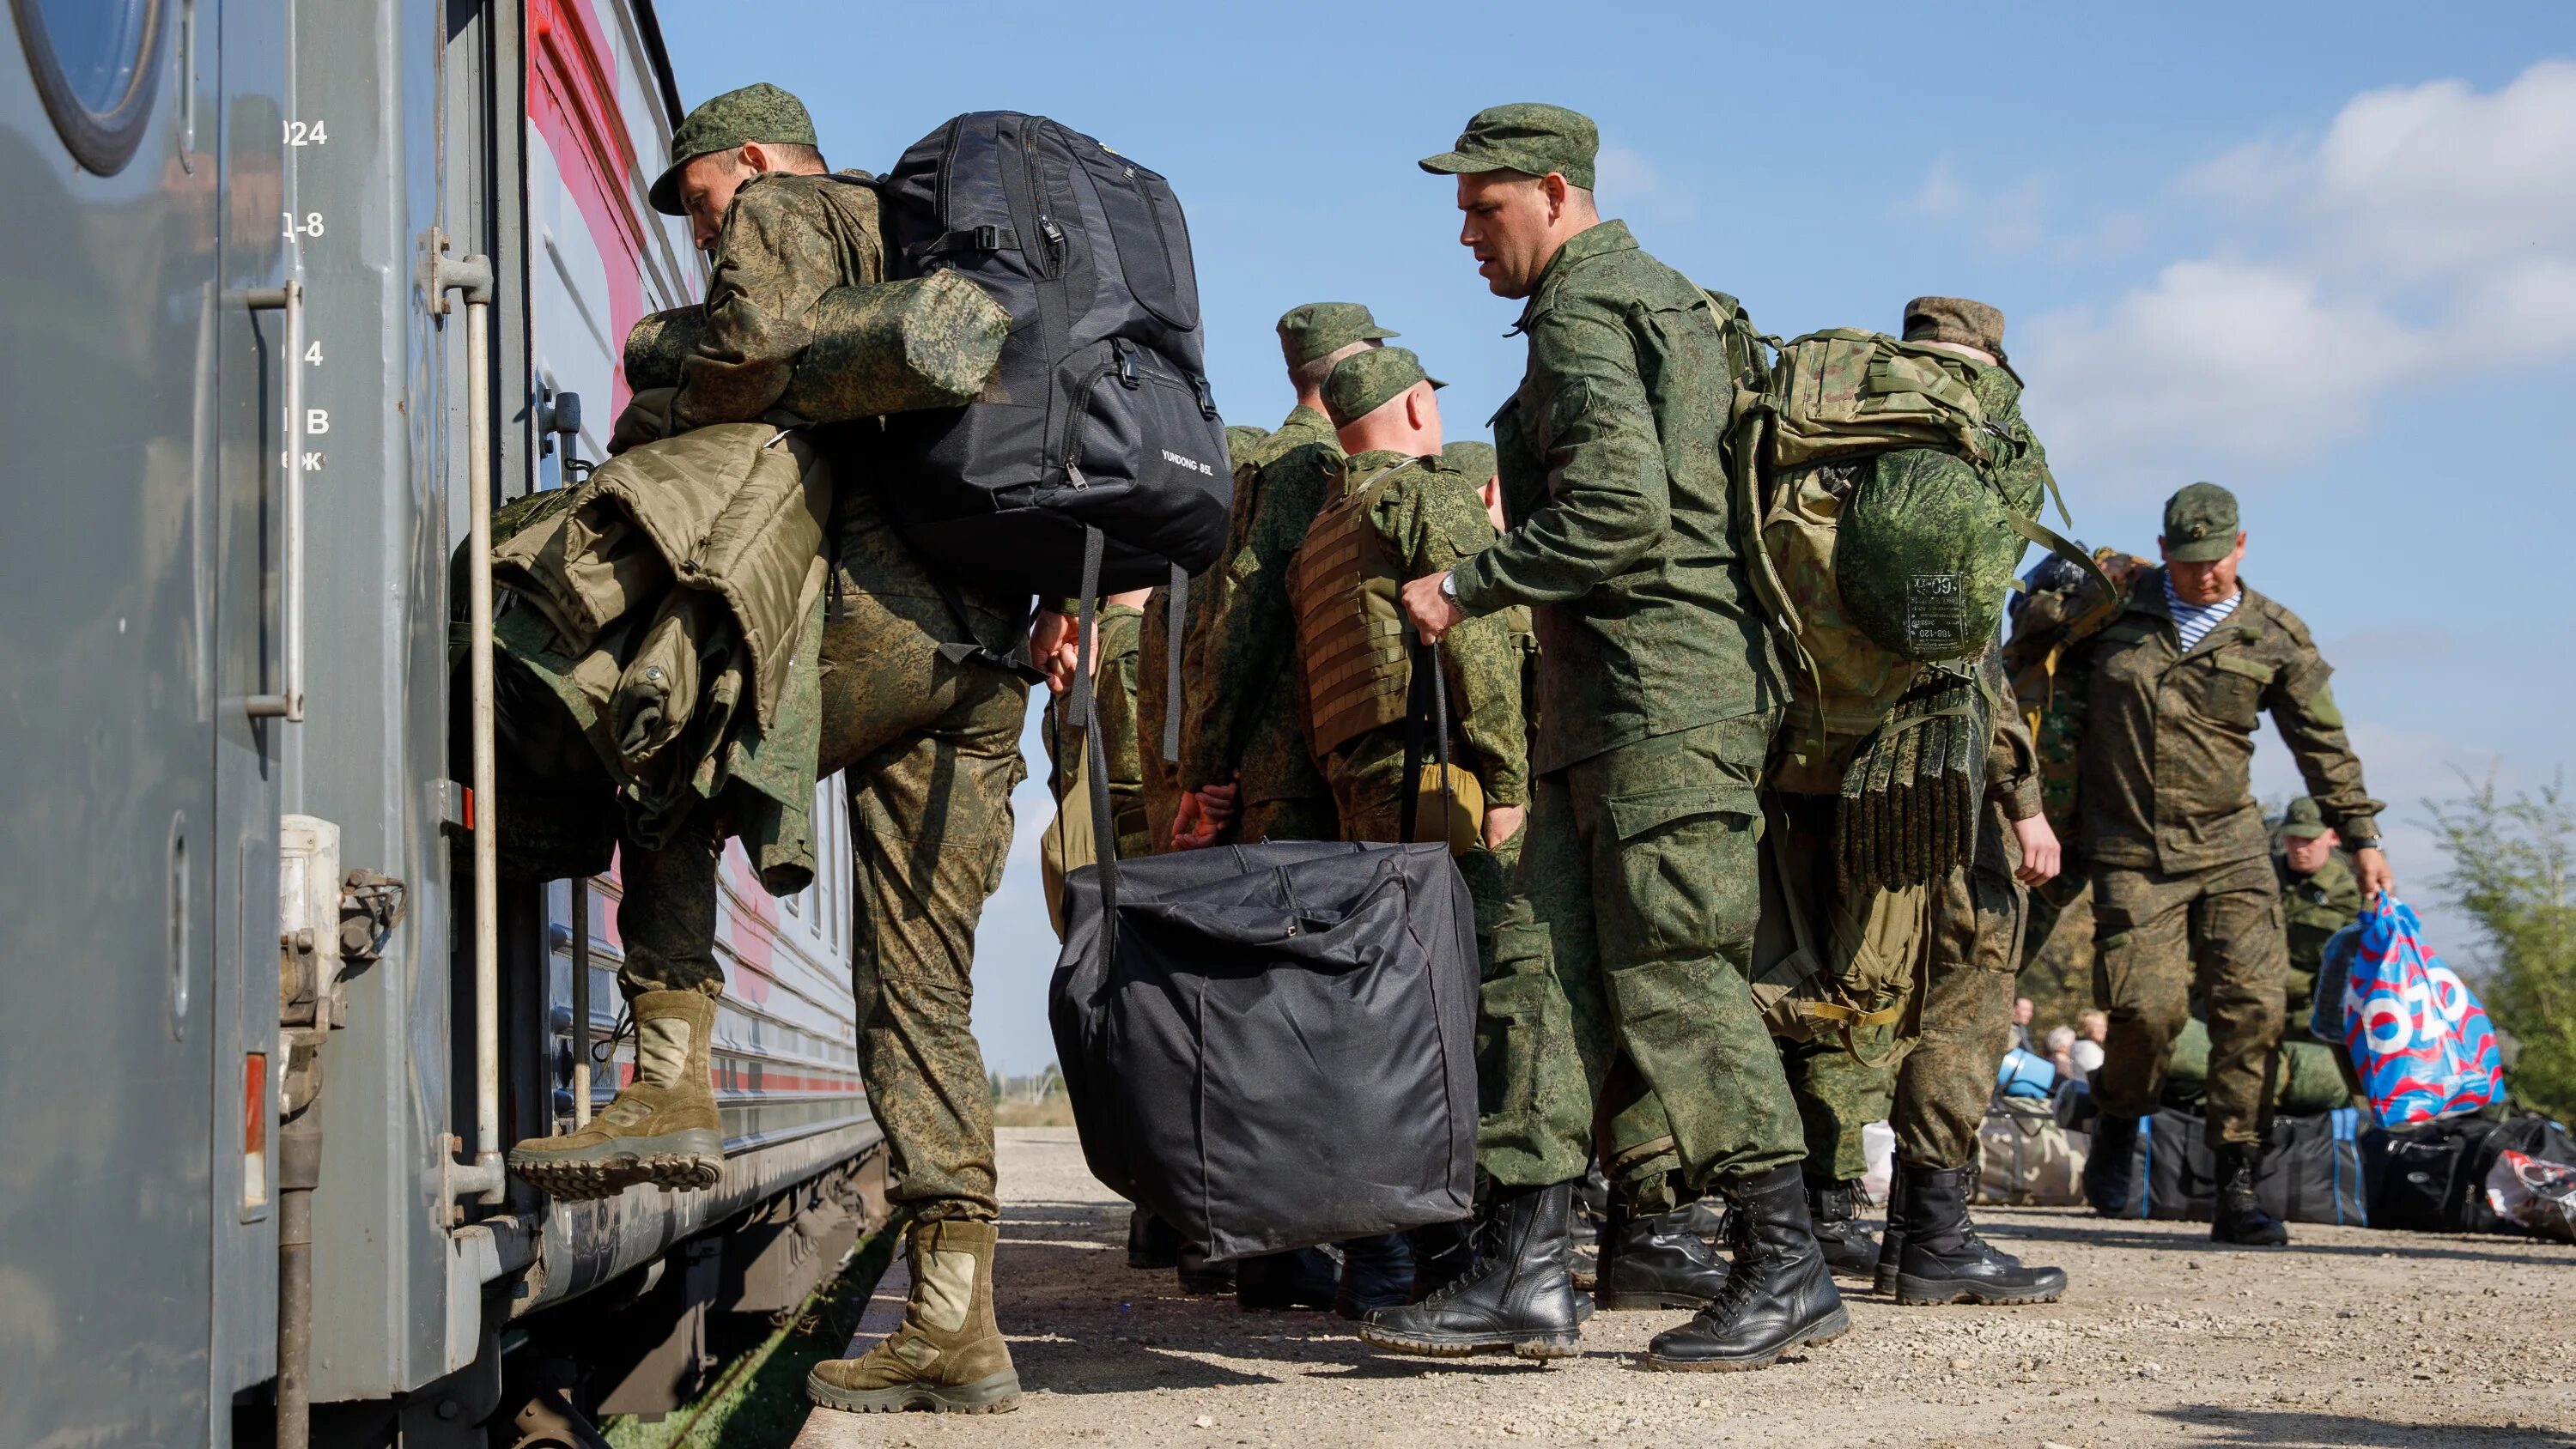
[12,0,163,175]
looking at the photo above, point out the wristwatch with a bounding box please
[1439,573,1460,604]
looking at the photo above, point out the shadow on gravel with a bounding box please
[1979,1217,2561,1268]
[2148,1404,2576,1446]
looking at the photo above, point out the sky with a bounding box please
[658,3,2576,1073]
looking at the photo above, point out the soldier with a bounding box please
[1038,588,1156,936]
[1367,105,1842,1372]
[2274,796,2363,1040]
[510,84,1038,1415]
[1173,304,1395,852]
[1770,300,2070,1307]
[2072,482,2391,1246]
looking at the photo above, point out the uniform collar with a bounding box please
[1510,219,1636,335]
[2130,567,2266,655]
[1336,448,1428,500]
[1279,403,1333,437]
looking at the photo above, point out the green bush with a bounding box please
[2428,773,2576,1122]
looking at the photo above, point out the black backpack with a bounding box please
[874,112,1231,598]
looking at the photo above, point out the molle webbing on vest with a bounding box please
[1834,674,1990,895]
[1290,461,1419,761]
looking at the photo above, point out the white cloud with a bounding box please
[2003,62,2576,498]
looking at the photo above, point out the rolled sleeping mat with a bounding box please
[622,270,1010,420]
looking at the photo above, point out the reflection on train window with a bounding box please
[13,0,163,175]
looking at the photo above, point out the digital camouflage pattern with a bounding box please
[1300,449,1528,840]
[1899,296,2008,361]
[1442,439,1498,489]
[2090,858,2286,1149]
[650,82,818,215]
[1449,221,1782,776]
[1417,102,1601,189]
[1478,712,1801,1191]
[667,172,893,434]
[1275,302,1399,366]
[1177,403,1341,834]
[624,271,1009,421]
[1320,345,1445,427]
[1040,600,1151,882]
[2275,843,2361,1037]
[2068,571,2384,874]
[2162,482,2241,562]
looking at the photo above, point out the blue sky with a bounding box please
[659,3,2576,1072]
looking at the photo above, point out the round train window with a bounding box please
[12,0,164,175]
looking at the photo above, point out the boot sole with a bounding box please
[1638,1305,1850,1373]
[1355,1324,1583,1361]
[805,1367,1022,1415]
[507,1129,723,1202]
[1893,1273,2066,1307]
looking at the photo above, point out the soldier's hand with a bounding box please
[2354,846,2395,905]
[1196,779,1240,828]
[2013,812,2063,887]
[1030,609,1082,693]
[1170,789,1228,851]
[1482,803,1527,850]
[1400,572,1467,645]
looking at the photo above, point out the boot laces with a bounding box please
[592,1005,635,1065]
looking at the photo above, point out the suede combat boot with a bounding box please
[1235,1247,1339,1311]
[2210,1145,2289,1246]
[1127,1209,1180,1270]
[2082,1113,2140,1217]
[1358,1181,1582,1360]
[1889,1166,2068,1305]
[1334,1234,1416,1319]
[808,1218,1020,1414]
[507,990,722,1200]
[1809,1180,1882,1282]
[1593,1203,1731,1312]
[1642,1166,1849,1373]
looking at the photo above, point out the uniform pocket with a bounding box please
[1598,782,1760,964]
[2199,653,2274,727]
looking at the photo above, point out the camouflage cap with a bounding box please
[1224,423,1272,469]
[1419,104,1599,189]
[651,82,819,215]
[1442,439,1498,482]
[1277,302,1398,367]
[1902,296,2008,361]
[2277,796,2330,840]
[1323,346,1444,427]
[2162,482,2242,562]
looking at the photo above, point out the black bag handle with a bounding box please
[1397,629,1456,847]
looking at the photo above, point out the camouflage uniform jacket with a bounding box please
[1177,404,1342,803]
[2070,572,2383,873]
[1308,449,1529,808]
[671,169,886,433]
[2275,846,2362,979]
[1448,221,1781,774]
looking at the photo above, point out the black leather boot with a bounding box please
[1235,1247,1339,1311]
[1176,1241,1235,1295]
[1641,1166,1849,1373]
[2210,1144,2289,1246]
[2083,1113,2140,1217]
[1593,1201,1732,1311]
[1674,1196,1728,1244]
[1406,1218,1478,1303]
[1873,1162,1908,1297]
[1333,1234,1416,1319]
[1891,1166,2068,1305]
[1358,1181,1582,1359]
[1127,1208,1180,1270]
[1809,1179,1882,1282]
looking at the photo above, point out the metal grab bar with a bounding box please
[434,252,506,1207]
[243,280,304,723]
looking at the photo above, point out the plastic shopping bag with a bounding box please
[2485,1150,2576,1243]
[2342,896,2506,1126]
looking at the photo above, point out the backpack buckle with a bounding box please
[1113,339,1140,390]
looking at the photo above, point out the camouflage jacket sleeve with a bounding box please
[2260,608,2385,842]
[1449,308,1677,612]
[1380,473,1529,808]
[1986,679,2043,822]
[671,178,877,433]
[1177,443,1334,792]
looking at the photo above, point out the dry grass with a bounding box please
[993,1097,1076,1128]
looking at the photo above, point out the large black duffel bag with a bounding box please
[1048,616,1479,1261]
[2360,1112,2576,1235]
[2119,1106,2369,1226]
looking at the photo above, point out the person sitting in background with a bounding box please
[2044,1027,2081,1083]
[2011,997,2038,1052]
[2074,1010,2108,1076]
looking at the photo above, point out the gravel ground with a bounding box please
[793,1127,2576,1449]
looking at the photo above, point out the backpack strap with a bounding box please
[1072,527,1123,958]
[1160,562,1186,763]
[1396,632,1455,847]
[930,579,1048,685]
[2002,510,2117,608]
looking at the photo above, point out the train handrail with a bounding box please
[243,280,305,723]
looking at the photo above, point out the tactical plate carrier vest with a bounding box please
[1291,458,1421,761]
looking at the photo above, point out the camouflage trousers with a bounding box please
[1237,791,1338,846]
[1327,731,1519,973]
[1782,823,2028,1180]
[2091,858,2286,1149]
[1477,712,1803,1194]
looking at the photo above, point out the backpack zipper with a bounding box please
[1058,347,1198,491]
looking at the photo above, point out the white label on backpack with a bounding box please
[1160,447,1214,476]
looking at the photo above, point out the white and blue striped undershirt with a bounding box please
[2165,574,2242,652]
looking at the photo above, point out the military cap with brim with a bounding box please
[2277,796,2330,840]
[1903,296,2008,361]
[651,82,818,215]
[1324,346,1444,427]
[1419,103,1598,189]
[1442,439,1498,482]
[2163,482,2242,562]
[1278,302,1399,367]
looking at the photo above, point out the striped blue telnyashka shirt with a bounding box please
[2165,575,2242,652]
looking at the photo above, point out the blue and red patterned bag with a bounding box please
[2342,896,2506,1125]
